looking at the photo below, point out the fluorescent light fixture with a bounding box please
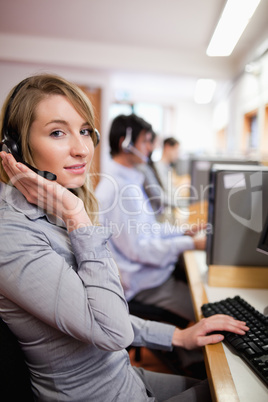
[194,79,216,104]
[207,0,261,57]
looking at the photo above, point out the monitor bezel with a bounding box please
[257,213,268,255]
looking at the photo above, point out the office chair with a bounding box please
[0,317,34,401]
[128,300,189,328]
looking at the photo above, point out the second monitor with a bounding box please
[189,157,259,204]
[206,164,268,267]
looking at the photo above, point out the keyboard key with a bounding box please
[248,342,262,354]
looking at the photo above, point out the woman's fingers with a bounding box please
[203,315,248,334]
[200,333,225,346]
[193,315,249,348]
[1,151,55,210]
[199,315,249,342]
[1,152,43,196]
[208,314,249,332]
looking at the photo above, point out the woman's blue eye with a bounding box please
[81,128,93,137]
[50,130,64,138]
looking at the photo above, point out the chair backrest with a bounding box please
[128,300,189,328]
[0,317,34,401]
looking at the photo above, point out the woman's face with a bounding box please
[29,94,94,188]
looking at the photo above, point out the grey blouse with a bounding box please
[0,184,175,401]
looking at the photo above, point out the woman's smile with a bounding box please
[64,163,87,174]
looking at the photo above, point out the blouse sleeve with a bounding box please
[0,220,134,351]
[130,315,175,351]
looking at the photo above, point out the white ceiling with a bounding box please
[0,0,268,101]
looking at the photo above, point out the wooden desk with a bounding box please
[183,250,268,402]
[174,200,208,227]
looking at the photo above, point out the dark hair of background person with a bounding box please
[163,137,180,147]
[109,114,152,157]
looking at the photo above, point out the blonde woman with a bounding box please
[0,74,248,401]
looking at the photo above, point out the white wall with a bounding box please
[214,51,268,159]
[107,71,215,153]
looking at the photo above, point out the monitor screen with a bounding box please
[257,213,268,255]
[206,164,268,266]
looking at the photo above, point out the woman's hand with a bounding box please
[0,151,92,231]
[172,314,249,350]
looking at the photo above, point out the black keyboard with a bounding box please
[201,296,268,388]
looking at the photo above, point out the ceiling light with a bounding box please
[206,0,261,57]
[194,79,216,104]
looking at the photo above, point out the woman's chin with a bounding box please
[60,179,85,189]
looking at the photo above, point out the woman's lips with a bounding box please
[64,163,87,174]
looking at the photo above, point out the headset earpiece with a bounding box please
[1,78,30,156]
[121,127,148,163]
[94,128,100,147]
[0,137,20,155]
[121,127,133,152]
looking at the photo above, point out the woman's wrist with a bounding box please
[171,327,185,348]
[62,197,92,232]
[63,209,92,232]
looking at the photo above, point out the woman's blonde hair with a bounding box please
[0,73,99,223]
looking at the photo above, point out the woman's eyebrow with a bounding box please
[45,119,89,127]
[45,119,69,127]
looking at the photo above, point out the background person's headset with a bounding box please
[121,127,148,163]
[0,78,100,181]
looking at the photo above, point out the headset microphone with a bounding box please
[121,127,148,163]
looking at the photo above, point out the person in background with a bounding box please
[136,130,167,220]
[96,114,205,324]
[0,74,249,402]
[154,137,180,193]
[154,137,183,221]
[138,134,187,224]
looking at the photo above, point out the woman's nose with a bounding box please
[71,136,89,157]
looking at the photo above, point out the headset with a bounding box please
[121,127,148,163]
[0,78,100,181]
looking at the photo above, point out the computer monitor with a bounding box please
[175,157,191,176]
[256,213,268,255]
[206,163,268,266]
[189,157,259,204]
[256,214,268,317]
